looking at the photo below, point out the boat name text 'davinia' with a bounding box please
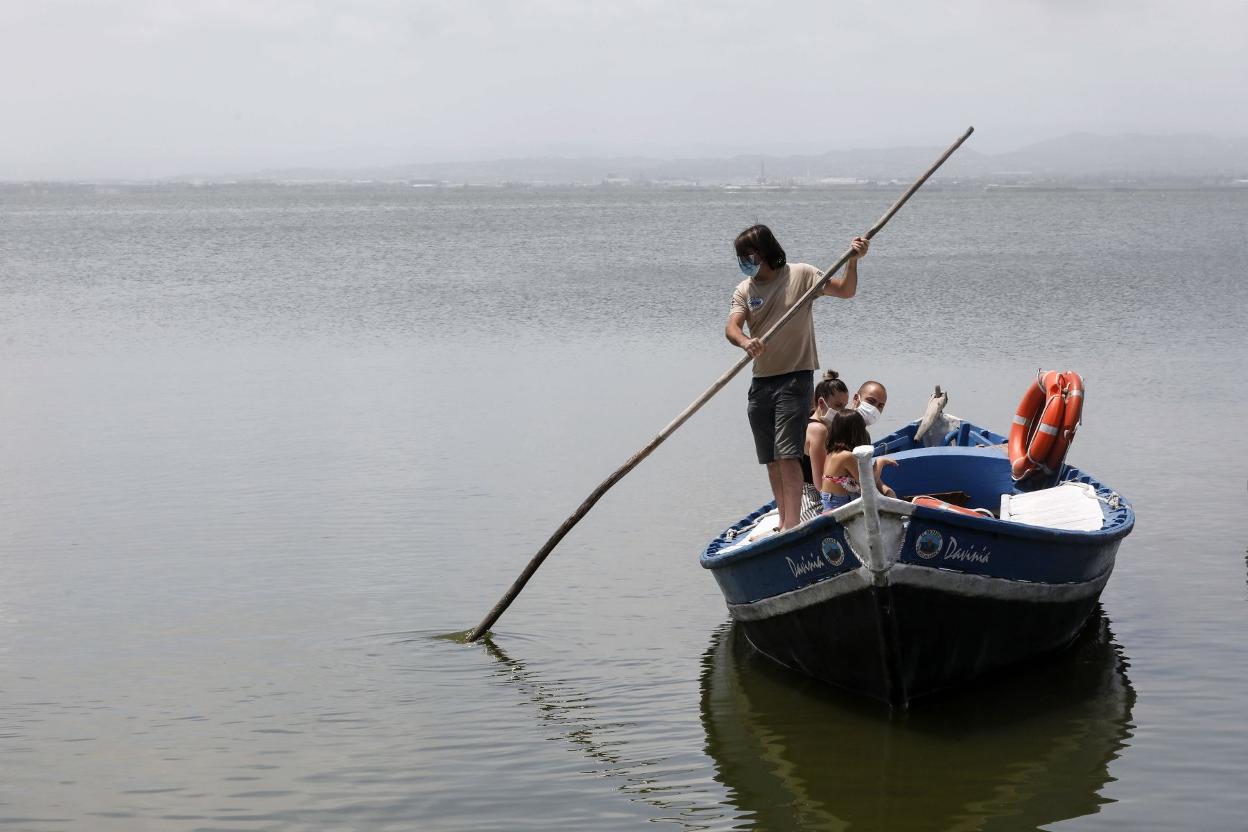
[785,538,846,578]
[786,554,826,578]
[942,537,991,564]
[916,530,992,564]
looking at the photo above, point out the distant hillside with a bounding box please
[236,133,1248,185]
[994,133,1248,177]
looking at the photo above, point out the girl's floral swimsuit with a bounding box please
[820,473,861,511]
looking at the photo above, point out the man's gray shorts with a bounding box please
[746,370,814,465]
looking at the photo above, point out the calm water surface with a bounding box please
[2,185,1246,830]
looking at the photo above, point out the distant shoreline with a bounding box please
[5,133,1247,188]
[5,178,1247,192]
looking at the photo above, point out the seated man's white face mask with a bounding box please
[857,401,881,427]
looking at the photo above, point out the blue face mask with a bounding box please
[738,256,760,278]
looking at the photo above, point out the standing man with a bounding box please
[725,225,868,531]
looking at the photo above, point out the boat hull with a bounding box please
[738,567,1110,705]
[700,421,1134,706]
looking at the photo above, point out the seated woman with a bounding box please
[820,408,898,512]
[798,370,849,523]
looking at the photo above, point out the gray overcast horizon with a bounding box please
[3,0,1246,180]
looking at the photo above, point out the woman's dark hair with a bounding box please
[825,408,872,454]
[734,224,787,269]
[812,370,849,414]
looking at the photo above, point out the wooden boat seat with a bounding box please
[999,482,1105,531]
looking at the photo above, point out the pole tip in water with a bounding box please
[435,629,480,644]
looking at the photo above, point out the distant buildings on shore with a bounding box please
[5,174,1247,193]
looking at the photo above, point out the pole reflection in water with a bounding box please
[700,607,1135,831]
[480,637,619,767]
[477,637,725,825]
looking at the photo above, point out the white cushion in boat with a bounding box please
[999,482,1105,532]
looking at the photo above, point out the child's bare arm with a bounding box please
[874,457,898,497]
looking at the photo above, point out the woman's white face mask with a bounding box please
[817,397,847,422]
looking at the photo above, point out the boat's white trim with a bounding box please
[716,496,914,558]
[888,562,1112,602]
[726,562,1112,622]
[728,568,873,621]
[841,509,909,579]
[852,445,887,572]
[831,494,914,522]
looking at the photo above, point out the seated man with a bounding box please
[851,380,887,427]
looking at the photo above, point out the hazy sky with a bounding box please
[3,0,1246,179]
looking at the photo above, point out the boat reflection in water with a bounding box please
[701,609,1135,831]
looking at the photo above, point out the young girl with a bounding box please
[820,408,897,512]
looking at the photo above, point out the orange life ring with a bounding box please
[912,496,995,518]
[1008,371,1066,480]
[1043,372,1084,471]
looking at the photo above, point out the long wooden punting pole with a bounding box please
[466,126,975,642]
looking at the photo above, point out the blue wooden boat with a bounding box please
[700,416,1134,707]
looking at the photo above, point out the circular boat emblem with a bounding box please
[821,537,845,567]
[916,529,943,560]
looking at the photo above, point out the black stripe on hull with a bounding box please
[739,583,1102,707]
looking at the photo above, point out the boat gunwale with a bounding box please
[700,421,1134,571]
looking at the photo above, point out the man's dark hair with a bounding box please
[734,224,787,269]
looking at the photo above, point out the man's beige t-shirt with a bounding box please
[730,263,824,377]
